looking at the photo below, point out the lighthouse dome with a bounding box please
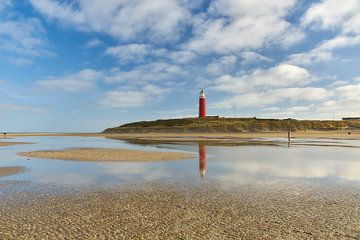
[199,89,206,98]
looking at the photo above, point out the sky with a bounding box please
[0,0,360,132]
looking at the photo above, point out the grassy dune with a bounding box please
[104,117,360,133]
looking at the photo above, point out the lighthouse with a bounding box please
[199,89,206,118]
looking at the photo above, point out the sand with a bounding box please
[0,182,359,239]
[105,130,360,141]
[6,130,360,140]
[20,148,195,162]
[0,141,31,147]
[101,131,360,147]
[0,166,25,177]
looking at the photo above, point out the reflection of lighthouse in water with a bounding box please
[199,144,206,177]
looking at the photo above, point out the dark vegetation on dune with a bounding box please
[103,117,360,133]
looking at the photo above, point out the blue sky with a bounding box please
[0,0,360,132]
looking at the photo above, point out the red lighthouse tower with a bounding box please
[199,89,206,118]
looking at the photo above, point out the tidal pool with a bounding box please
[0,136,360,189]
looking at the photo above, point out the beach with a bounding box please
[0,142,31,147]
[0,166,25,177]
[0,182,359,239]
[6,130,360,140]
[105,130,360,142]
[1,133,360,239]
[20,148,195,162]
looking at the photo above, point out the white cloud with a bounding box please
[286,105,310,112]
[301,0,360,31]
[304,83,360,118]
[0,18,50,64]
[263,107,280,112]
[316,98,360,118]
[0,103,44,113]
[105,44,165,63]
[142,84,171,96]
[335,83,360,100]
[2,56,33,66]
[83,38,103,48]
[98,90,147,108]
[329,80,349,87]
[287,35,360,65]
[105,44,197,64]
[291,0,360,66]
[353,77,360,82]
[262,105,311,117]
[98,84,171,108]
[206,55,237,75]
[0,0,11,12]
[36,69,102,92]
[167,50,197,64]
[286,47,333,66]
[319,35,360,50]
[209,62,360,116]
[239,51,272,64]
[212,64,313,93]
[29,0,190,42]
[212,87,327,108]
[187,0,304,53]
[29,0,307,59]
[104,62,185,84]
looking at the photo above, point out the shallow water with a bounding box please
[0,136,360,190]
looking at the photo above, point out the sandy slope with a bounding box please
[0,166,25,177]
[0,141,31,147]
[20,148,195,162]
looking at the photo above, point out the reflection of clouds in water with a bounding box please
[32,172,97,185]
[7,136,360,187]
[99,163,171,181]
[100,163,148,175]
[212,155,360,182]
[30,163,172,186]
[207,144,360,183]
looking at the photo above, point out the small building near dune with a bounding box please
[342,117,360,120]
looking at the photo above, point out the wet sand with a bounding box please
[0,182,359,239]
[0,166,25,177]
[20,148,195,162]
[0,142,31,147]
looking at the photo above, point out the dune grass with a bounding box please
[104,117,360,133]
